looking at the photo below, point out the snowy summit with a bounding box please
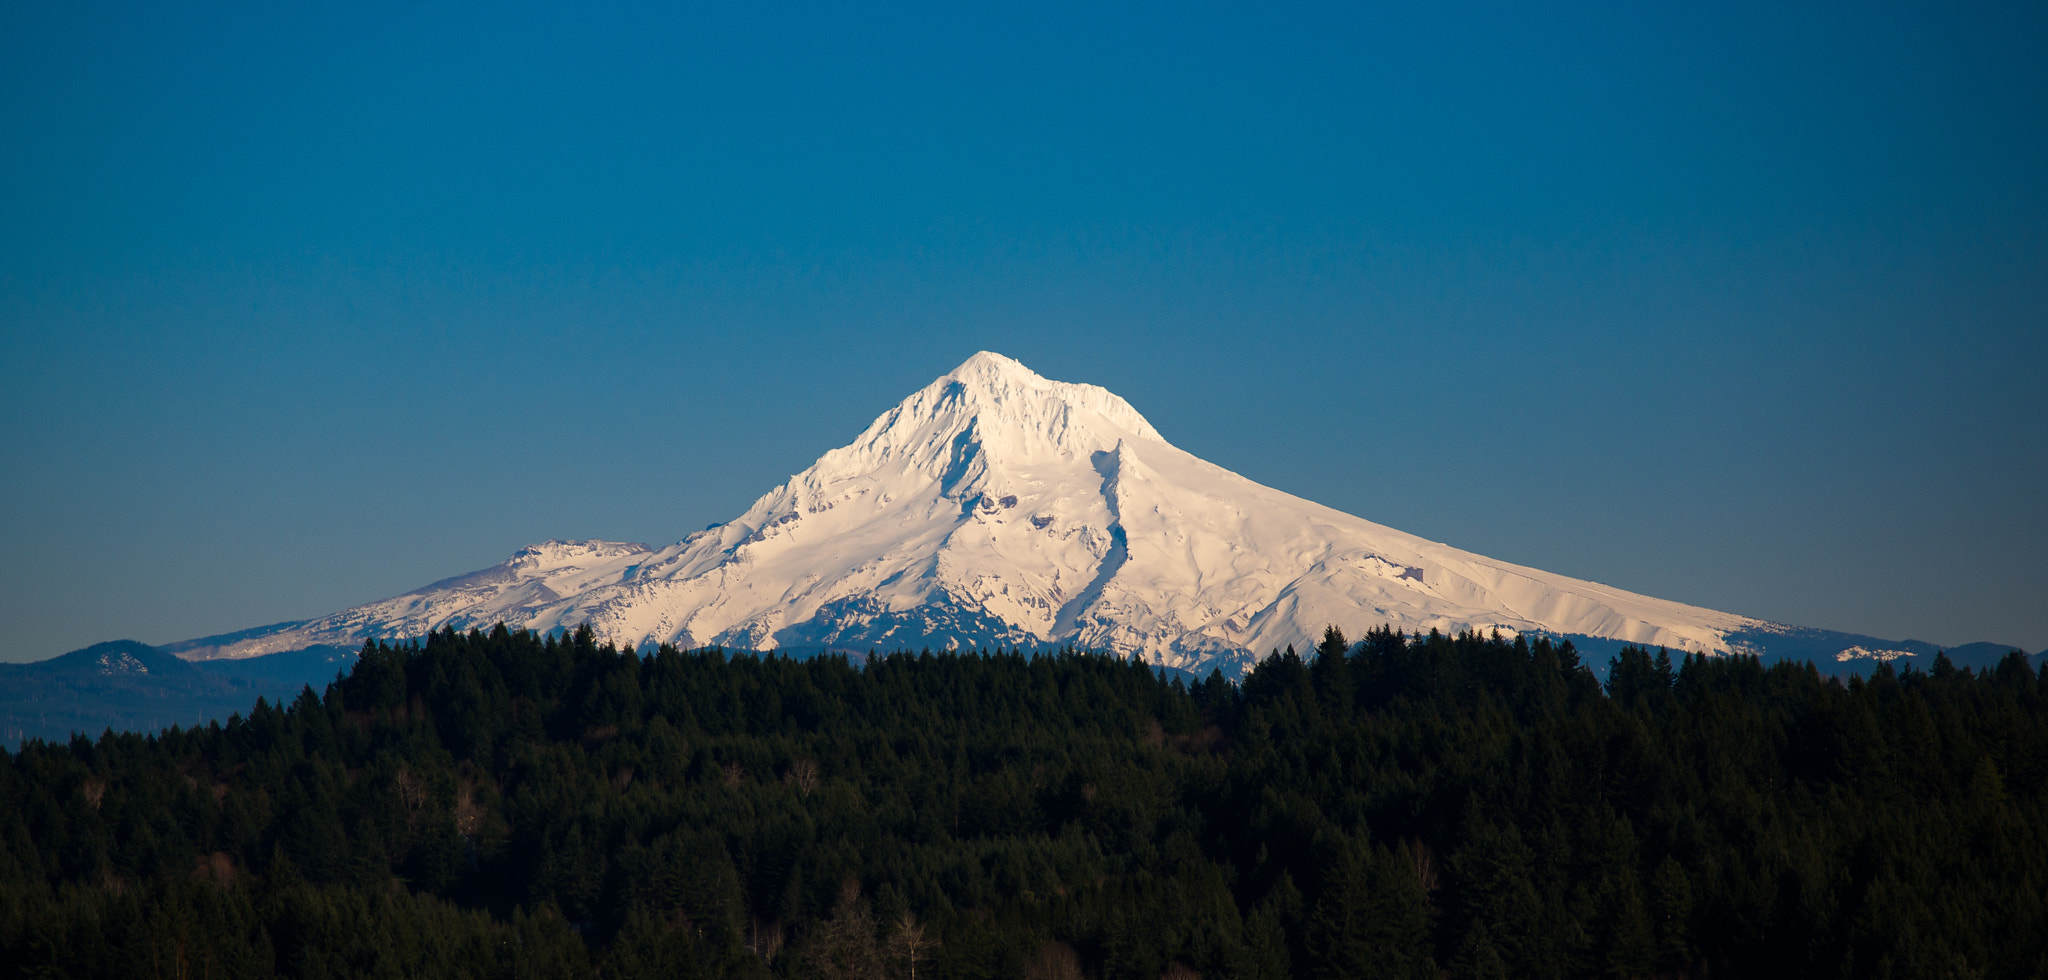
[177,352,1775,674]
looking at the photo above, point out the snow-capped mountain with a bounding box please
[164,352,1895,675]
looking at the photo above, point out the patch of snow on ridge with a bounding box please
[170,351,1772,673]
[96,650,148,674]
[1836,645,1912,663]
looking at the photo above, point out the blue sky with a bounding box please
[3,0,2043,661]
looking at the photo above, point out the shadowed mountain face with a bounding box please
[151,353,2029,677]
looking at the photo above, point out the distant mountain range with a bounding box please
[0,641,354,746]
[12,352,2034,745]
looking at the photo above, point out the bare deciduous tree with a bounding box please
[1407,836,1440,895]
[394,767,428,833]
[454,782,485,836]
[805,879,883,980]
[1023,941,1084,980]
[749,915,785,964]
[785,758,820,796]
[889,910,936,980]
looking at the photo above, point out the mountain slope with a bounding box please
[164,352,2017,676]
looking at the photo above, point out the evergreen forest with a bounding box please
[2,624,2044,979]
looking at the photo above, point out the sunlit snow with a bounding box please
[176,352,1764,675]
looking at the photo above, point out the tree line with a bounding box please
[1,623,2043,978]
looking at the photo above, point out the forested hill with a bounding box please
[3,626,2045,979]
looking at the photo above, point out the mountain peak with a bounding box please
[174,354,1806,673]
[946,350,1042,386]
[786,353,1163,514]
[933,352,1164,446]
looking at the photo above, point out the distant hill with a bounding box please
[0,641,356,747]
[1545,630,2041,680]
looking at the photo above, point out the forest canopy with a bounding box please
[2,624,2043,979]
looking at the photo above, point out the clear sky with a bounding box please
[3,1,2043,662]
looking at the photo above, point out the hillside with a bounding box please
[4,627,2045,977]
